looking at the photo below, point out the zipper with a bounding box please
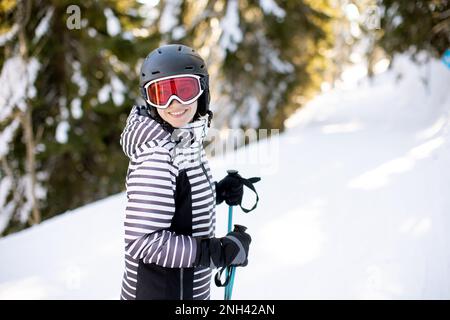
[200,162,214,196]
[179,164,210,301]
[180,268,184,300]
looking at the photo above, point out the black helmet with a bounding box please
[139,44,211,125]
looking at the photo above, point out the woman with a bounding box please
[119,44,251,300]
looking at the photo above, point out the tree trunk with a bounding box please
[18,0,41,225]
[20,109,41,225]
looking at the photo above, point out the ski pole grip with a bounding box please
[233,224,247,233]
[227,169,239,176]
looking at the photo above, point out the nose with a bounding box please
[168,100,185,109]
[170,100,181,107]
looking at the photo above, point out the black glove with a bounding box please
[215,175,244,206]
[195,226,251,268]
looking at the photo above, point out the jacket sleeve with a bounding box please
[119,105,169,159]
[120,105,146,159]
[124,149,197,268]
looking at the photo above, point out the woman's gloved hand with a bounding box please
[195,226,252,268]
[215,174,244,206]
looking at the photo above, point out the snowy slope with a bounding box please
[0,194,125,299]
[1,55,449,299]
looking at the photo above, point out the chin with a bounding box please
[167,117,194,128]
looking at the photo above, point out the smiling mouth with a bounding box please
[168,109,188,118]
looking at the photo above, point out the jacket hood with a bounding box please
[120,105,209,161]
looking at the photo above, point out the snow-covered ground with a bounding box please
[1,55,449,299]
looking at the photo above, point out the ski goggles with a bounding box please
[143,74,204,109]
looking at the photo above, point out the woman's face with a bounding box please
[157,100,198,128]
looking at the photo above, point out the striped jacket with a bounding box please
[119,105,216,300]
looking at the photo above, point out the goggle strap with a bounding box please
[199,76,208,90]
[140,87,147,101]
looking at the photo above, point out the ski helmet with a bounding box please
[139,44,211,125]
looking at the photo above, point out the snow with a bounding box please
[71,61,87,97]
[0,194,125,299]
[1,54,450,299]
[0,55,40,233]
[34,8,54,44]
[159,0,182,34]
[0,119,20,158]
[267,81,287,116]
[258,31,294,74]
[98,85,111,104]
[172,26,186,40]
[111,76,125,106]
[0,24,19,47]
[373,58,390,74]
[59,97,70,120]
[97,77,125,106]
[17,175,32,223]
[70,98,83,119]
[259,0,286,19]
[121,31,134,41]
[55,121,70,144]
[219,0,243,53]
[0,177,13,233]
[138,3,160,27]
[345,3,360,21]
[0,202,14,236]
[0,177,12,209]
[243,96,261,128]
[104,8,121,37]
[0,56,40,122]
[228,96,261,129]
[88,28,97,38]
[0,55,42,231]
[56,98,71,144]
[264,46,294,73]
[137,0,159,5]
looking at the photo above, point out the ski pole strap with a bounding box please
[215,266,233,287]
[239,177,261,213]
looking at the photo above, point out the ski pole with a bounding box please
[226,224,248,299]
[224,205,234,300]
[214,170,260,300]
[224,169,238,300]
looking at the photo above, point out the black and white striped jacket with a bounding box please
[119,105,216,300]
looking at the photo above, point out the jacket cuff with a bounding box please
[193,238,202,267]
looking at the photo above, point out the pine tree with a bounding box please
[1,0,340,235]
[0,0,151,235]
[154,0,337,132]
[378,0,450,58]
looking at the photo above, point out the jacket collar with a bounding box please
[120,105,209,160]
[170,113,209,146]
